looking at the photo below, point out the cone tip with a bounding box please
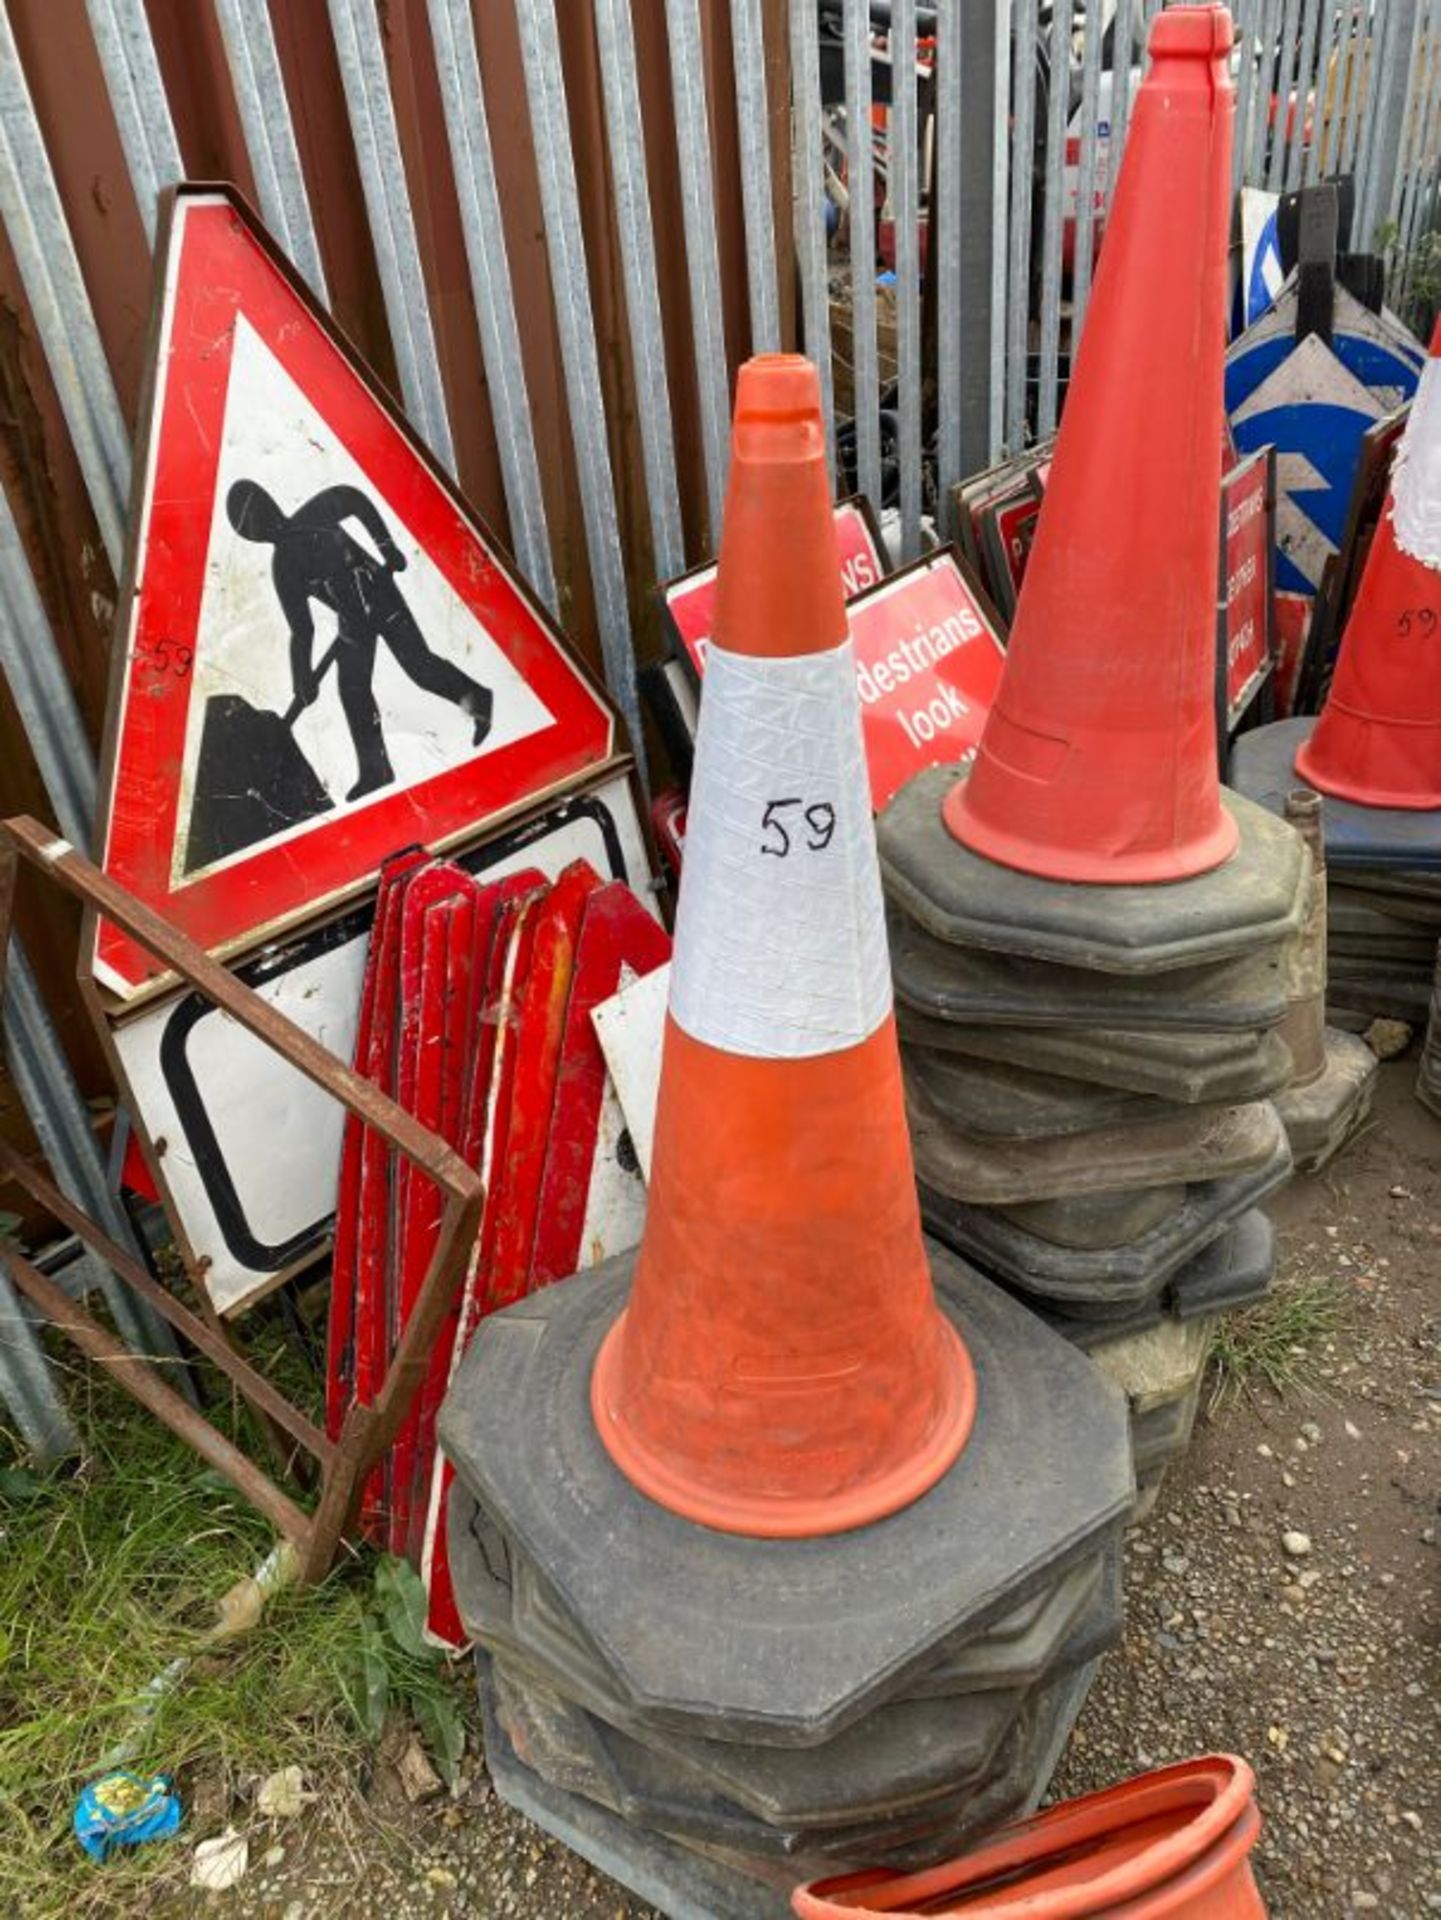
[1149,4,1234,56]
[736,352,820,411]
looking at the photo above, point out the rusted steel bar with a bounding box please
[301,1183,484,1581]
[2,1247,313,1546]
[0,1138,332,1466]
[1,818,479,1202]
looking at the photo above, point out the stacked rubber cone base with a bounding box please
[879,771,1309,1515]
[882,771,1302,1326]
[1233,718,1441,1033]
[437,1241,1133,1918]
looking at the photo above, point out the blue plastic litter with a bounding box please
[74,1770,182,1862]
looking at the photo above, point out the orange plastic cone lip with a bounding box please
[791,1754,1263,1917]
[591,356,976,1538]
[591,1307,976,1539]
[943,4,1238,886]
[1290,318,1441,809]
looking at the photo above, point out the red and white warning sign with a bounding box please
[1221,449,1275,729]
[661,496,887,677]
[93,187,614,1000]
[846,549,1007,810]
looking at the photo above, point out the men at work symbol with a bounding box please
[182,481,497,876]
[227,479,494,801]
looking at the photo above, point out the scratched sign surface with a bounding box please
[93,187,613,1000]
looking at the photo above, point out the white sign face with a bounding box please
[592,963,671,1182]
[174,317,555,887]
[114,774,654,1317]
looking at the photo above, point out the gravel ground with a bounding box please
[165,1061,1438,1920]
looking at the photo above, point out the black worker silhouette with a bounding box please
[182,480,494,877]
[227,478,494,801]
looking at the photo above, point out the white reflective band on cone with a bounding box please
[668,639,892,1059]
[1392,352,1441,570]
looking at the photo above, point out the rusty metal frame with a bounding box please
[0,814,485,1585]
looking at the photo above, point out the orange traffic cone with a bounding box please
[944,6,1236,883]
[590,355,976,1538]
[792,1755,1267,1918]
[1295,316,1441,807]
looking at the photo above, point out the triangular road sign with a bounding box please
[93,186,615,1000]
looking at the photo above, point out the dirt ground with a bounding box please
[173,1060,1438,1920]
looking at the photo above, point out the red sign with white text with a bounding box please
[94,188,614,1000]
[663,498,886,676]
[847,550,1006,810]
[1222,451,1273,726]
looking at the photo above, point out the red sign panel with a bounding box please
[93,187,614,1000]
[1222,451,1274,727]
[846,550,1007,811]
[662,497,886,676]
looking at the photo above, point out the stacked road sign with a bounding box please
[326,853,669,1644]
[881,8,1306,1516]
[1232,316,1441,1050]
[438,356,1132,1918]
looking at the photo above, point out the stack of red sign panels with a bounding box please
[326,849,670,1644]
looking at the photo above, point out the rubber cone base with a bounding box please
[920,1132,1292,1315]
[898,1005,1295,1104]
[1231,718,1441,872]
[1031,1210,1275,1349]
[908,1084,1284,1206]
[999,1187,1186,1251]
[437,1243,1131,1744]
[1274,1028,1379,1172]
[882,771,1309,973]
[890,910,1288,1032]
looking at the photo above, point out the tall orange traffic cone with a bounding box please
[1295,316,1441,807]
[944,6,1236,883]
[590,355,976,1538]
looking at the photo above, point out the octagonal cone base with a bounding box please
[920,1134,1291,1315]
[475,1649,1102,1920]
[1275,1028,1379,1172]
[999,1186,1187,1252]
[888,908,1287,1033]
[437,1241,1132,1747]
[897,1005,1294,1105]
[880,770,1309,973]
[907,1079,1284,1207]
[1031,1210,1275,1349]
[902,1049,1201,1142]
[1231,718,1441,873]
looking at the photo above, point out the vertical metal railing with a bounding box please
[328,0,456,474]
[730,0,782,355]
[84,0,183,247]
[1036,0,1071,439]
[666,0,732,542]
[214,0,329,302]
[592,0,685,587]
[933,0,964,524]
[430,0,558,608]
[892,0,922,557]
[790,0,836,481]
[514,0,645,770]
[1004,0,1039,454]
[844,0,881,508]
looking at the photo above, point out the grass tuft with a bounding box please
[0,1333,376,1919]
[1208,1271,1350,1406]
